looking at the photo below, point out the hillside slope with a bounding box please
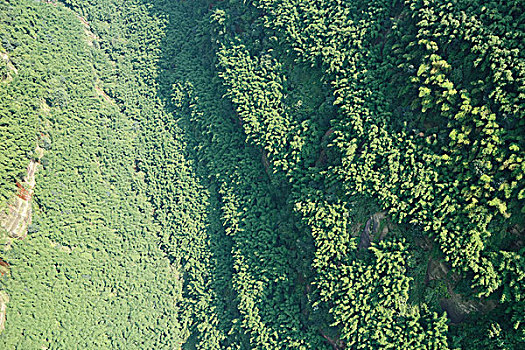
[0,1,187,347]
[0,0,523,349]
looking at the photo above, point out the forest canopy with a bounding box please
[0,0,523,349]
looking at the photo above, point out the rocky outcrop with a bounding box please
[0,51,18,82]
[358,211,389,251]
[0,291,7,332]
[439,291,497,324]
[426,257,497,323]
[355,210,498,324]
[0,146,43,241]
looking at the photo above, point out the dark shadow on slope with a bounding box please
[146,0,323,348]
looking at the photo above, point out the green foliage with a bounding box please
[0,4,40,205]
[1,0,523,348]
[210,0,524,347]
[0,0,185,347]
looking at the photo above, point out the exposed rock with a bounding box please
[414,234,433,251]
[0,291,8,332]
[440,290,497,324]
[426,258,451,282]
[0,259,9,276]
[358,220,372,251]
[358,211,388,251]
[427,256,497,323]
[40,99,51,114]
[0,51,18,82]
[261,149,271,175]
[0,146,44,241]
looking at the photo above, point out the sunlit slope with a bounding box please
[0,1,184,348]
[0,0,522,349]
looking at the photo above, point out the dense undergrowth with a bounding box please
[0,0,523,349]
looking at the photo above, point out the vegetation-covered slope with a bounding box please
[0,1,186,347]
[0,0,523,349]
[210,0,524,348]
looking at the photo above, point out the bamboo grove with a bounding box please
[0,0,523,349]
